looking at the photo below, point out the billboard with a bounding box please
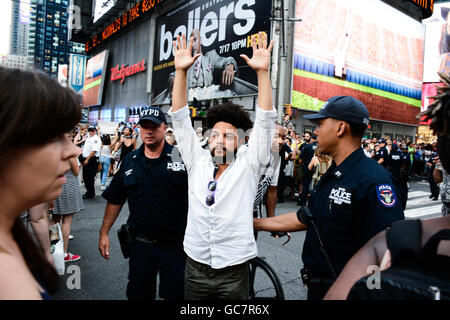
[151,0,272,105]
[422,1,450,83]
[93,0,117,23]
[83,50,109,107]
[69,54,87,94]
[292,0,425,125]
[58,64,68,88]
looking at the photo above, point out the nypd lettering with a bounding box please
[376,184,397,207]
[167,162,186,172]
[329,186,352,205]
[125,169,133,176]
[391,155,400,160]
[140,108,160,118]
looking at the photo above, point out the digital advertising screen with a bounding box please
[83,50,109,107]
[292,0,425,125]
[422,1,450,83]
[93,0,117,23]
[151,0,272,105]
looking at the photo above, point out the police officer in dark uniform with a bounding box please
[373,138,389,169]
[254,96,405,300]
[98,106,188,300]
[427,150,440,201]
[389,143,410,209]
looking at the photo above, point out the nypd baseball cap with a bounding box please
[303,96,370,128]
[138,106,167,125]
[378,138,386,144]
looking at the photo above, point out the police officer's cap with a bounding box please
[303,96,369,128]
[139,106,167,125]
[88,126,96,132]
[378,138,386,144]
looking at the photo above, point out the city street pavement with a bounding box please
[52,176,444,300]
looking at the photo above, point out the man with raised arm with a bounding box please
[168,32,276,300]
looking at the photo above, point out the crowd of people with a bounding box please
[0,32,449,302]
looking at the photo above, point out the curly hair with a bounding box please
[419,71,450,172]
[206,102,253,132]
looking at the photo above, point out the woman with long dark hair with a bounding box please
[0,67,80,299]
[114,127,136,164]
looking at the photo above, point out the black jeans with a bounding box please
[127,240,186,300]
[429,172,439,198]
[82,157,98,197]
[307,279,334,300]
[298,169,312,206]
[277,170,286,201]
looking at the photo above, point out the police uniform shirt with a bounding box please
[298,148,404,278]
[82,134,101,158]
[373,146,388,168]
[102,142,188,237]
[401,151,411,174]
[388,149,403,178]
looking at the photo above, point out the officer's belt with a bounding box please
[134,233,183,245]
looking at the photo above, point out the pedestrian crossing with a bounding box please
[404,190,443,219]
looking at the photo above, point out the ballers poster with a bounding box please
[151,0,272,105]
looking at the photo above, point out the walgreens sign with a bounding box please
[110,59,147,84]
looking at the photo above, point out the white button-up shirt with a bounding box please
[168,105,276,269]
[82,134,101,158]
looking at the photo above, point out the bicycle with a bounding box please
[248,203,290,300]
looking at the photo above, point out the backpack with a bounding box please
[347,219,450,300]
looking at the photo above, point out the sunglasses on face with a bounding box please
[206,180,217,206]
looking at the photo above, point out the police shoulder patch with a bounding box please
[376,184,397,207]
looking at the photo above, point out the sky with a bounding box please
[0,0,12,55]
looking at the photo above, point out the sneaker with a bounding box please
[69,234,74,240]
[64,253,81,263]
[100,185,106,191]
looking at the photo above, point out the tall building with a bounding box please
[28,0,85,77]
[10,0,30,56]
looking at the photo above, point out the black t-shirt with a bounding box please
[299,142,317,170]
[298,148,404,278]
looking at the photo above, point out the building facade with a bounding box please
[70,0,431,140]
[27,0,85,77]
[10,0,30,56]
[0,54,28,69]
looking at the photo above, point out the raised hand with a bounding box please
[240,32,274,73]
[173,34,201,72]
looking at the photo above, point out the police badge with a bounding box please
[376,184,397,207]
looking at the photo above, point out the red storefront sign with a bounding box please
[110,59,147,84]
